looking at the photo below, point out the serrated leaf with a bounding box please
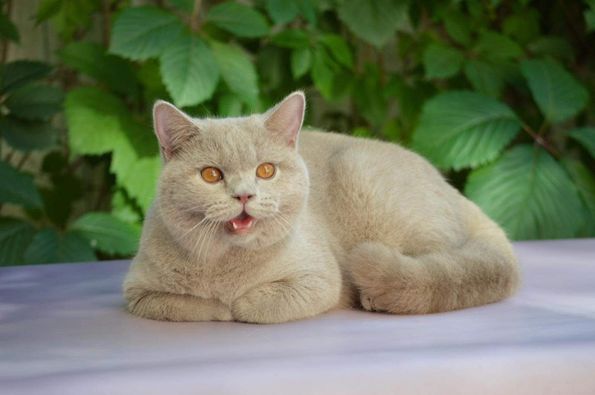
[466,145,584,240]
[521,59,589,124]
[5,84,63,120]
[160,34,219,107]
[464,59,504,97]
[563,158,595,236]
[0,161,43,209]
[0,12,19,42]
[319,34,353,68]
[71,212,140,256]
[211,41,259,105]
[338,0,410,47]
[206,2,269,38]
[475,31,523,61]
[266,0,299,24]
[111,189,142,224]
[37,0,99,39]
[59,42,137,95]
[0,218,36,266]
[0,61,51,93]
[569,127,595,159]
[0,117,56,151]
[271,29,309,48]
[423,43,463,79]
[23,229,96,264]
[443,9,470,46]
[412,91,521,170]
[291,47,312,78]
[65,87,125,155]
[109,6,184,61]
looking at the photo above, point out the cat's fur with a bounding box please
[123,92,520,324]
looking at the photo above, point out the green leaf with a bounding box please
[65,87,126,155]
[423,43,463,79]
[206,2,270,38]
[218,93,244,116]
[412,91,521,170]
[167,0,194,13]
[160,34,219,107]
[311,46,337,100]
[563,158,595,236]
[5,84,63,120]
[271,29,309,48]
[0,218,36,266]
[464,60,504,97]
[521,59,589,124]
[466,145,584,240]
[71,212,140,256]
[109,6,184,61]
[35,0,61,23]
[59,42,138,95]
[0,161,43,209]
[502,9,539,45]
[266,0,299,24]
[475,31,523,61]
[0,61,51,93]
[23,229,96,264]
[443,9,470,46]
[585,7,595,32]
[0,12,19,42]
[527,36,574,61]
[338,0,410,48]
[0,117,56,151]
[211,41,259,105]
[111,189,142,224]
[569,127,595,159]
[291,47,312,78]
[319,34,353,68]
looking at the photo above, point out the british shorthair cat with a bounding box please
[123,91,519,323]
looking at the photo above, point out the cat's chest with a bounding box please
[176,252,271,302]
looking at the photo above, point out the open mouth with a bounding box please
[225,211,255,235]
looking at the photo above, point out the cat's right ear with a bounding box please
[153,101,199,161]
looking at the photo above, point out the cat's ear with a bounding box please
[264,91,305,148]
[153,100,199,161]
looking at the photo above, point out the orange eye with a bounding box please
[256,163,276,179]
[201,167,223,183]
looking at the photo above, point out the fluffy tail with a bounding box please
[347,226,520,314]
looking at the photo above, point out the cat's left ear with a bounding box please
[264,91,305,148]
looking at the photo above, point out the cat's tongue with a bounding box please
[226,211,255,234]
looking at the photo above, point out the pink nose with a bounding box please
[233,194,254,204]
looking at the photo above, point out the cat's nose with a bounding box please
[233,194,254,204]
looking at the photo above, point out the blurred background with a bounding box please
[0,0,593,266]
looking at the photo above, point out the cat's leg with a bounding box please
[125,287,232,322]
[347,226,519,314]
[232,274,340,324]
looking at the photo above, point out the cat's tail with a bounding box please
[347,216,520,314]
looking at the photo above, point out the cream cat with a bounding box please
[123,91,519,324]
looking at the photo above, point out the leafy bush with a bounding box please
[0,0,594,265]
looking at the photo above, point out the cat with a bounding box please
[123,91,520,324]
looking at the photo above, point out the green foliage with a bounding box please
[466,145,583,239]
[412,92,520,170]
[1,0,594,266]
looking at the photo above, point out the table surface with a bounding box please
[1,239,594,395]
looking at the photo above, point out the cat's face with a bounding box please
[154,92,308,253]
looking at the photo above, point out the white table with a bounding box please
[1,239,594,395]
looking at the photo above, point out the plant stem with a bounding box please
[521,123,559,157]
[190,0,202,32]
[16,152,30,170]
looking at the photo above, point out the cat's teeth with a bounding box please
[231,222,239,230]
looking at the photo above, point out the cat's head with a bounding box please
[153,92,309,253]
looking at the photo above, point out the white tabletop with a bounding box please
[1,239,594,395]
